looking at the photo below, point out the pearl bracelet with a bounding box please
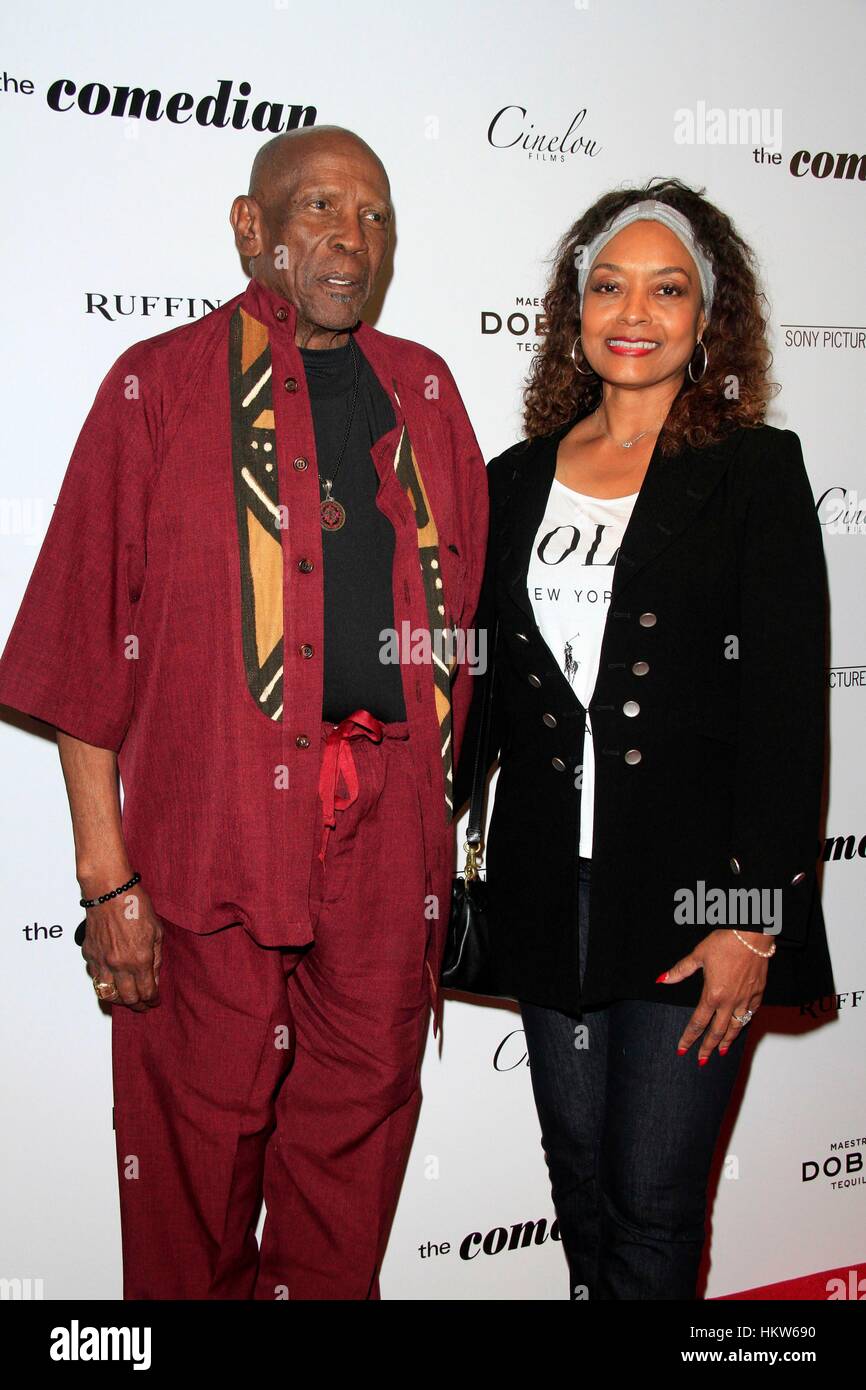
[732,928,776,959]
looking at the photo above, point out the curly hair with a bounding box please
[523,176,779,454]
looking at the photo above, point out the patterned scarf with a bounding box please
[228,305,457,821]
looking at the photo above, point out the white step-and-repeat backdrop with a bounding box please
[1,0,863,1300]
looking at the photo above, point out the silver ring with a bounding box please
[732,1009,753,1026]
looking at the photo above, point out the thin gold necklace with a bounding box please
[594,406,662,450]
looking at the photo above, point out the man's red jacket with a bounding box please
[0,276,489,1023]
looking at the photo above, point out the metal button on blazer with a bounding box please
[639,612,657,627]
[515,631,530,642]
[730,856,742,874]
[632,660,650,676]
[543,713,557,727]
[623,700,640,717]
[551,757,566,771]
[791,871,807,885]
[624,749,642,765]
[528,673,542,688]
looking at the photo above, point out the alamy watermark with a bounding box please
[379,623,488,674]
[674,881,782,935]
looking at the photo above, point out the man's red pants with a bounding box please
[110,714,433,1299]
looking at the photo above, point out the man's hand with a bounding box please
[55,730,163,1009]
[658,929,769,1062]
[81,882,164,1011]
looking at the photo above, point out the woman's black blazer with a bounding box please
[454,418,835,1013]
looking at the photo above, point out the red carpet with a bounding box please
[715,1262,866,1300]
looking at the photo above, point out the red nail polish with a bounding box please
[698,1057,709,1067]
[719,1046,728,1056]
[656,972,669,983]
[677,1046,687,1056]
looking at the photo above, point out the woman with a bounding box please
[456,177,835,1300]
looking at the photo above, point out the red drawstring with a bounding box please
[316,710,439,1034]
[317,710,385,865]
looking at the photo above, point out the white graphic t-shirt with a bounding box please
[527,478,638,857]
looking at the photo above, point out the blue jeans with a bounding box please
[519,858,748,1300]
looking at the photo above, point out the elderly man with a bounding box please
[0,127,488,1299]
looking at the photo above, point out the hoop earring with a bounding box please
[570,335,596,377]
[688,338,708,383]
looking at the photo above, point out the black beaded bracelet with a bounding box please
[79,871,141,908]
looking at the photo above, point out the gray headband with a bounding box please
[576,198,715,323]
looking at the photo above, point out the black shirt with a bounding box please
[299,336,407,723]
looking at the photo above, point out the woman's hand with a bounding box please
[658,929,770,1062]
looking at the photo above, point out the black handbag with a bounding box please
[441,614,514,999]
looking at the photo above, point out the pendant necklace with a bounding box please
[319,334,360,532]
[594,405,660,450]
